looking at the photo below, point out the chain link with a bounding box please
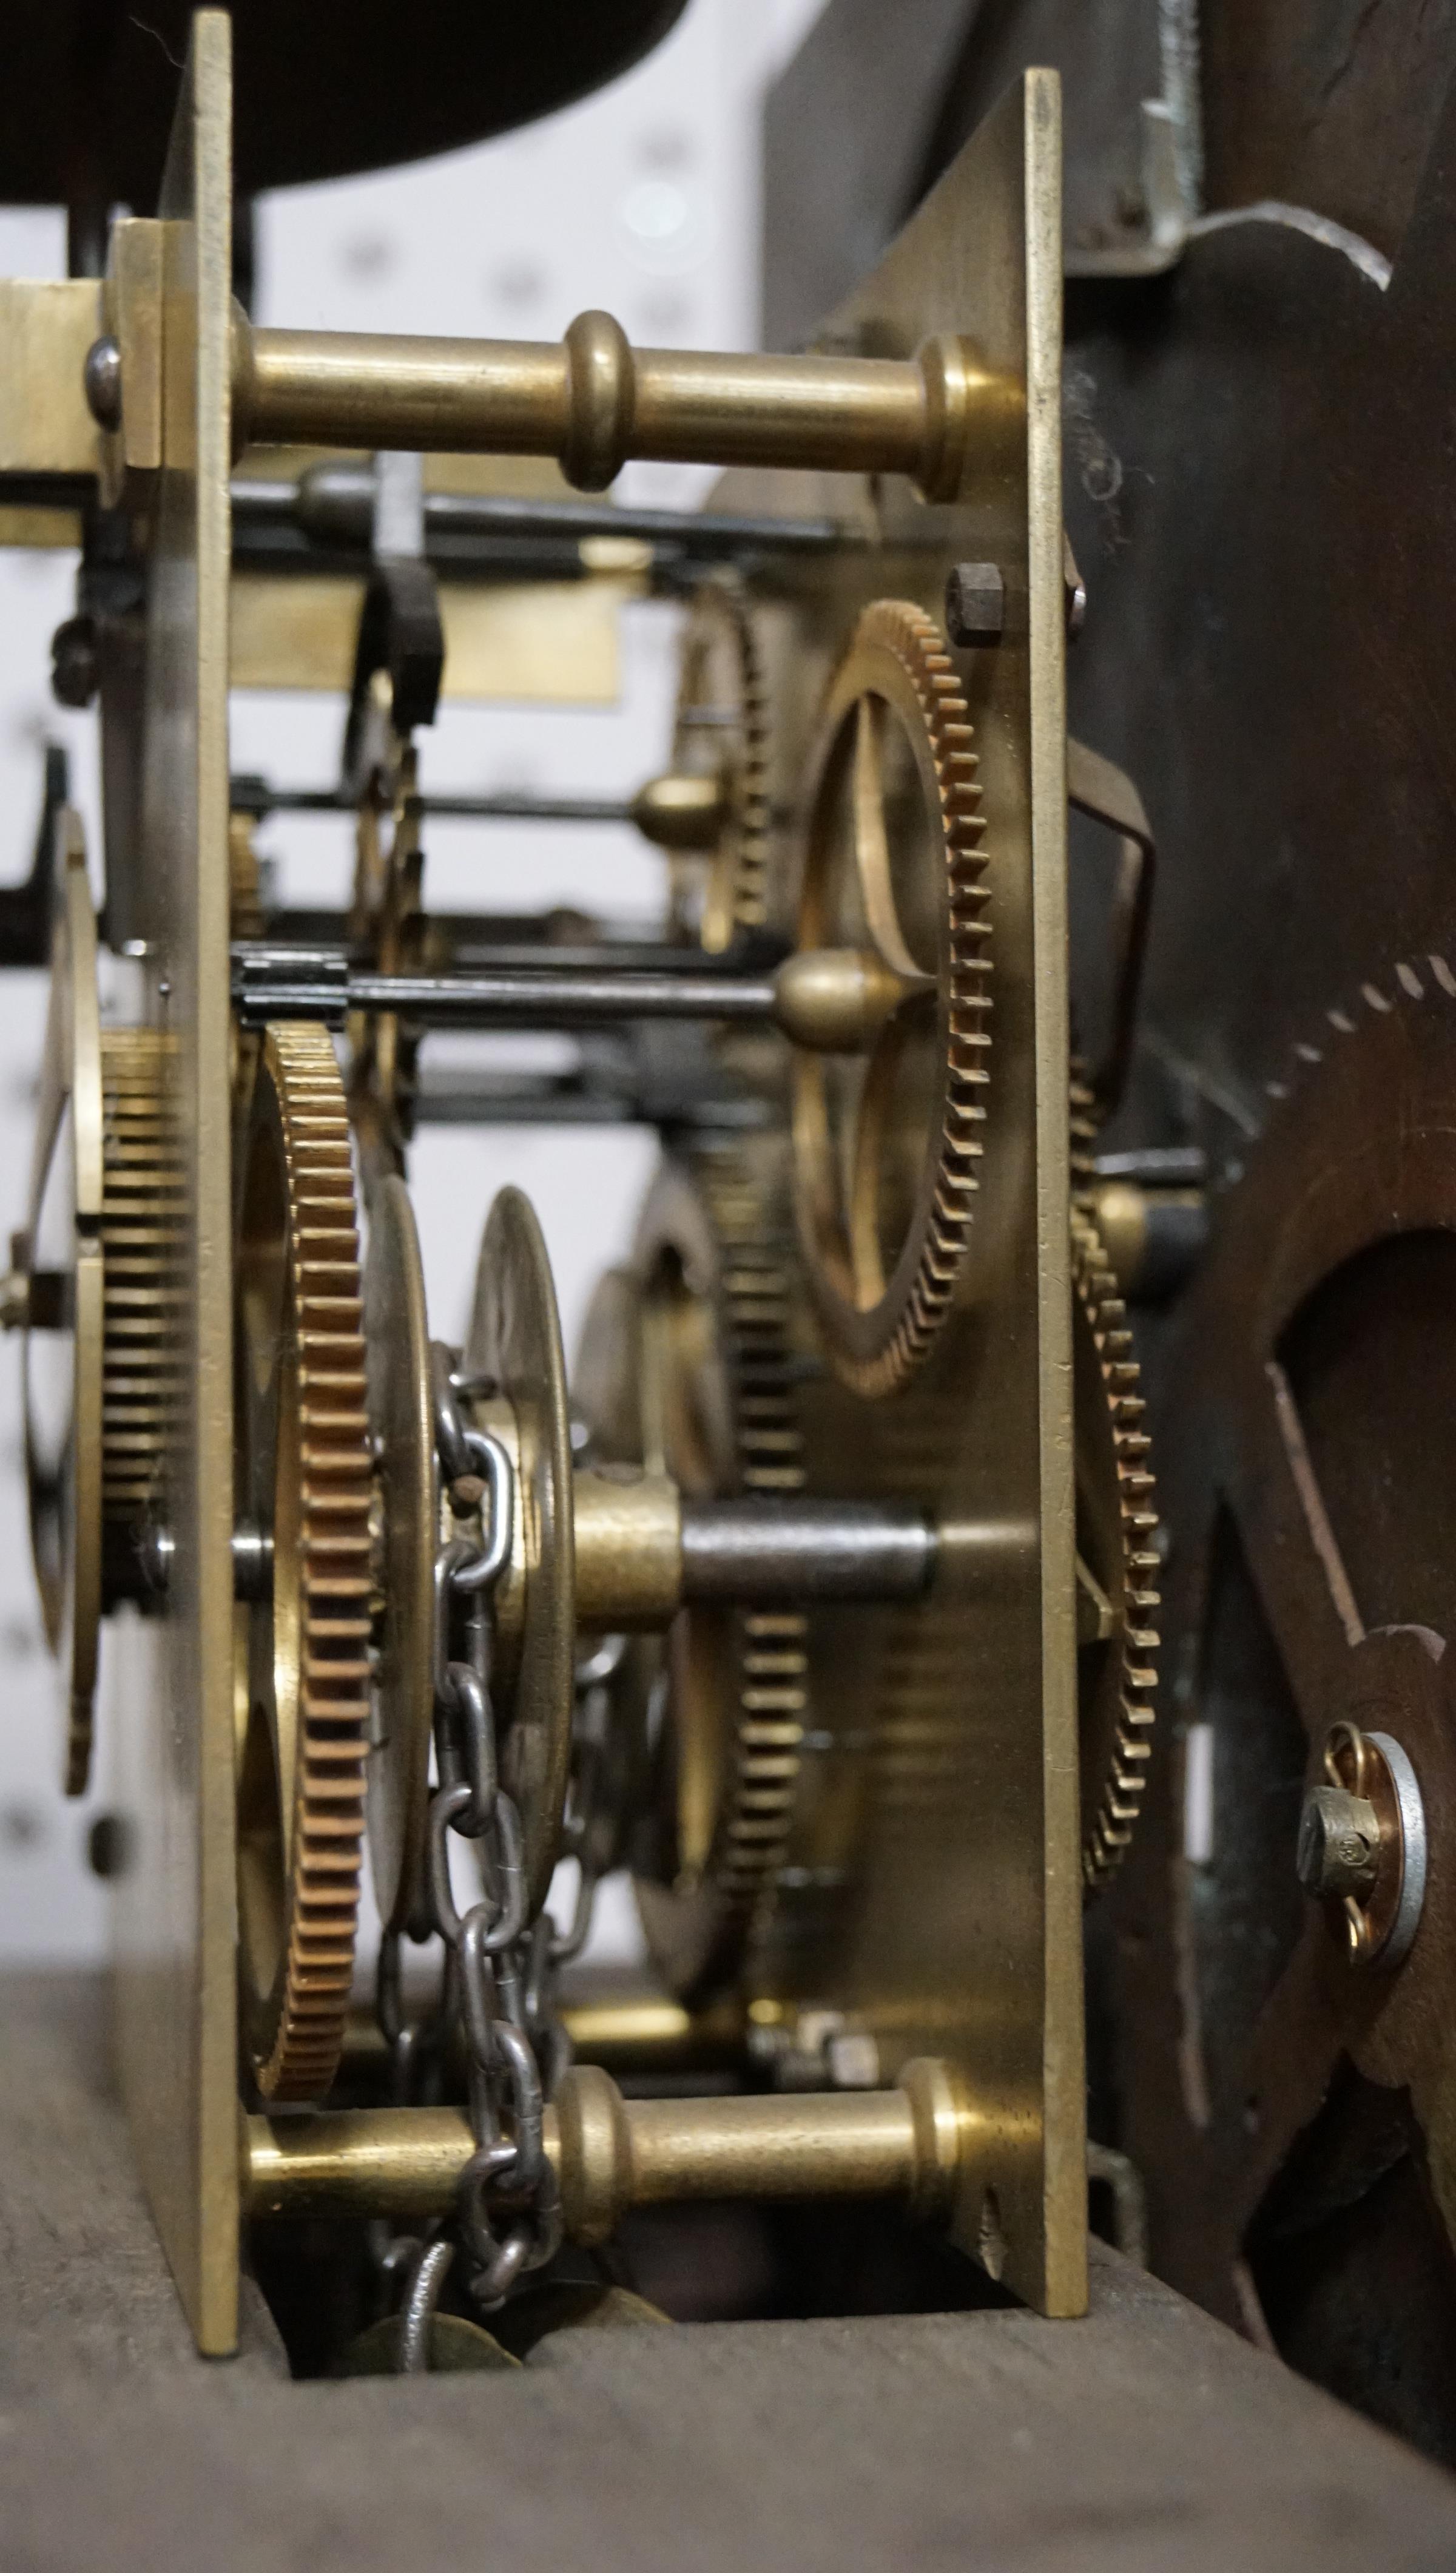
[376,1344,593,2355]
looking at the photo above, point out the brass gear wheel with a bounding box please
[347,730,426,1189]
[235,1023,374,2103]
[1112,957,1456,2419]
[1071,1069,1160,1890]
[630,1142,809,1999]
[667,573,772,953]
[791,597,990,1399]
[99,1029,180,1550]
[24,830,103,1796]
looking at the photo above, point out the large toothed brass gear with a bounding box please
[1070,1201,1161,1892]
[667,573,772,953]
[791,598,990,1399]
[629,1143,810,2000]
[1113,959,1456,2432]
[235,1024,375,2103]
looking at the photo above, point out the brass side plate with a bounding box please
[716,72,1081,2316]
[229,575,630,702]
[110,10,240,2356]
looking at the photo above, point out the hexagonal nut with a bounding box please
[1296,1784,1379,1900]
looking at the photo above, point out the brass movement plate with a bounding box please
[110,10,240,2356]
[96,47,1076,2339]
[715,72,1080,2316]
[229,574,632,702]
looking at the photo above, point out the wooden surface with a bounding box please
[0,1973,283,2396]
[3,1970,1456,2569]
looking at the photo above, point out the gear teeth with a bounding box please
[683,1148,808,1957]
[99,1031,181,1532]
[251,1023,374,2104]
[1070,1082,1161,1892]
[808,600,993,1399]
[673,574,773,949]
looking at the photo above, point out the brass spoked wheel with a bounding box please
[235,1024,374,2103]
[791,598,991,1399]
[666,573,772,953]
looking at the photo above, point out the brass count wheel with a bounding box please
[791,598,990,1399]
[23,819,103,1794]
[363,1173,437,1933]
[235,1024,374,2103]
[462,1185,576,1916]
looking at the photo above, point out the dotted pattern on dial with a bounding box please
[255,1023,376,2103]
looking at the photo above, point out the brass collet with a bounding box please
[244,2058,971,2241]
[571,1472,937,1628]
[229,305,990,500]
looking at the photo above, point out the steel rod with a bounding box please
[679,1500,935,1602]
[230,469,849,560]
[233,921,787,975]
[231,779,635,824]
[341,1992,749,2077]
[234,962,779,1030]
[411,1081,767,1132]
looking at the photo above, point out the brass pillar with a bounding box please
[229,309,993,498]
[244,2058,970,2243]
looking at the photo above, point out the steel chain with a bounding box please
[378,1347,587,2361]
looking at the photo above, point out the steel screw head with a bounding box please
[1296,1782,1380,1900]
[84,334,123,431]
[50,614,98,711]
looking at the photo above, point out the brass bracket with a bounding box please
[0,279,103,476]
